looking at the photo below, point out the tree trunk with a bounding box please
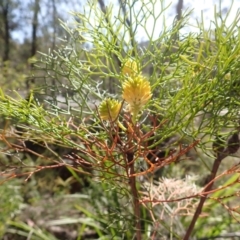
[31,0,40,58]
[176,0,183,21]
[2,2,10,61]
[27,0,40,89]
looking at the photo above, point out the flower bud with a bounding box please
[121,59,139,77]
[99,98,121,121]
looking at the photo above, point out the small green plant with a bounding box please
[1,0,240,239]
[0,179,23,238]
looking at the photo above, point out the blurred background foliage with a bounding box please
[1,0,240,239]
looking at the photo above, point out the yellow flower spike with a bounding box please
[99,98,121,121]
[121,58,140,77]
[122,75,152,122]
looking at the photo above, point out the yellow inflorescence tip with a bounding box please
[99,98,121,121]
[122,75,152,115]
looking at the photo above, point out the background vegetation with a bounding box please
[1,0,240,239]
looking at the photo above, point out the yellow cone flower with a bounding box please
[121,58,139,77]
[122,75,152,118]
[99,98,121,121]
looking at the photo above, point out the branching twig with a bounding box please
[184,131,240,239]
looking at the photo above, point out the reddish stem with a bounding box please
[128,152,142,240]
[183,152,227,239]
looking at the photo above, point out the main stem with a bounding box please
[128,152,142,240]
